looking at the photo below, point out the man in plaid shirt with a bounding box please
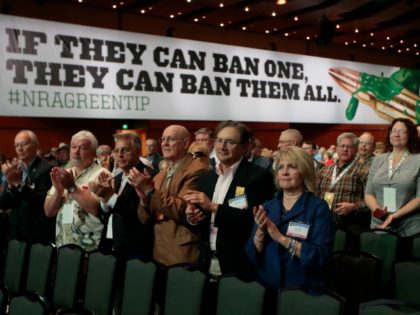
[317,132,370,252]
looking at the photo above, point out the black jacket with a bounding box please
[0,156,55,244]
[100,161,154,260]
[196,159,275,275]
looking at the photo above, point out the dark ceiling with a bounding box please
[5,0,420,57]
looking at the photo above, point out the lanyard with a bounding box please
[330,159,356,190]
[388,151,408,180]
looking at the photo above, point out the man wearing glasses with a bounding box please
[129,125,209,267]
[89,132,154,260]
[184,120,275,277]
[317,132,370,252]
[357,132,375,165]
[0,130,55,244]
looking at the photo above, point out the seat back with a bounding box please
[412,236,420,259]
[216,276,265,315]
[360,299,420,315]
[25,243,55,296]
[83,251,116,315]
[120,259,156,315]
[53,244,84,310]
[277,288,344,315]
[360,230,398,290]
[394,261,420,305]
[164,266,205,315]
[3,239,27,294]
[0,284,7,314]
[8,295,47,315]
[333,229,347,252]
[334,251,382,315]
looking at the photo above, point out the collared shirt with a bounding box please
[100,173,129,212]
[210,158,243,251]
[317,157,370,213]
[20,157,37,183]
[48,162,104,251]
[366,153,420,237]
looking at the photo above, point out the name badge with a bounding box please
[235,186,245,197]
[228,194,248,209]
[286,222,310,239]
[106,214,113,239]
[383,187,397,213]
[323,192,335,210]
[62,203,74,224]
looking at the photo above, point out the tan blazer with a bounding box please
[138,154,208,266]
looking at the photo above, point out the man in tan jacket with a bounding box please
[129,125,209,266]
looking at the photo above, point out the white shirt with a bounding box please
[210,158,242,251]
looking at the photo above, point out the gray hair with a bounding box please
[18,130,39,146]
[72,130,98,151]
[336,132,358,147]
[114,132,141,151]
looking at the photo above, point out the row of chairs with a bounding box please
[0,240,116,315]
[2,234,420,315]
[0,240,345,315]
[333,229,420,315]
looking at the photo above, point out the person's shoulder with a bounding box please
[242,159,269,175]
[37,157,53,172]
[185,155,209,173]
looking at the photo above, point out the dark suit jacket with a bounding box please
[0,157,55,244]
[147,153,163,172]
[101,161,154,260]
[138,155,209,267]
[197,159,275,275]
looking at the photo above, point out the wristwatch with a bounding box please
[68,185,77,193]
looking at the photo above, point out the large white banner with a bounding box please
[1,14,419,124]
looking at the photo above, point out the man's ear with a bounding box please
[183,139,190,150]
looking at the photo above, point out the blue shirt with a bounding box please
[246,191,335,293]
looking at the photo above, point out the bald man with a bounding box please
[130,125,209,266]
[274,128,304,170]
[277,129,303,151]
[0,130,55,243]
[357,132,375,165]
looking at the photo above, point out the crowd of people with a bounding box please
[0,119,419,307]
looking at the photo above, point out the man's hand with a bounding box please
[186,202,205,225]
[184,190,218,213]
[128,167,153,198]
[50,167,66,195]
[54,167,76,190]
[335,202,357,215]
[1,161,22,187]
[88,171,114,201]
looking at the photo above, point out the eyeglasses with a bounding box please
[113,147,133,154]
[14,141,33,148]
[215,138,240,147]
[337,144,354,150]
[359,141,374,146]
[390,129,407,135]
[160,136,182,144]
